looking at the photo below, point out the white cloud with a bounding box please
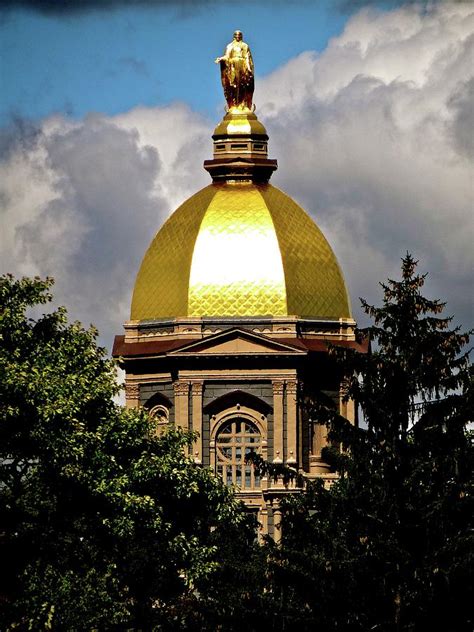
[0,106,209,349]
[256,2,474,328]
[0,2,472,357]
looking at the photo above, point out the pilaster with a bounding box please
[286,380,297,464]
[124,380,140,409]
[173,381,190,431]
[272,380,284,463]
[191,382,203,463]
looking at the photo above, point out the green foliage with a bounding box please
[0,275,249,630]
[263,255,473,631]
[2,258,471,631]
[191,511,269,631]
[246,451,301,487]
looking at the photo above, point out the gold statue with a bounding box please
[215,30,254,111]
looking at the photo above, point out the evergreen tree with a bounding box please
[0,275,252,630]
[265,255,473,631]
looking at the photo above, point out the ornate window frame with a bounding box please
[149,404,170,435]
[210,405,268,489]
[149,404,169,423]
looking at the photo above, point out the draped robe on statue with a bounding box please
[218,37,254,110]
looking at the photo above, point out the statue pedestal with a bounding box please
[204,111,277,183]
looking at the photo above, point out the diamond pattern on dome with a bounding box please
[190,281,286,316]
[131,185,217,319]
[188,184,287,316]
[259,185,351,319]
[131,182,351,321]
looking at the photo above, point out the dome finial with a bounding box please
[206,33,277,183]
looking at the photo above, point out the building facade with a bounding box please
[113,37,361,539]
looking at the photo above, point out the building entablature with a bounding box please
[122,315,357,345]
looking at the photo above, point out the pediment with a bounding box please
[168,328,306,357]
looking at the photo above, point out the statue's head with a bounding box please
[233,30,243,41]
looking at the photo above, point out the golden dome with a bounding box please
[131,182,351,320]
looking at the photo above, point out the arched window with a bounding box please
[215,418,262,489]
[149,404,169,436]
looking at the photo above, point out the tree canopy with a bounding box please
[0,275,253,630]
[261,254,473,631]
[1,256,472,631]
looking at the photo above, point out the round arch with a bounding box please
[210,406,268,490]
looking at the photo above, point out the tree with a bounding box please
[0,275,252,630]
[262,255,473,631]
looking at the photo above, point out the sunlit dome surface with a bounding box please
[131,182,351,320]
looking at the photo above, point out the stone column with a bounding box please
[340,391,356,425]
[298,406,304,465]
[312,422,328,457]
[272,380,284,463]
[191,382,203,464]
[273,505,282,545]
[286,380,297,464]
[310,396,330,475]
[125,380,140,409]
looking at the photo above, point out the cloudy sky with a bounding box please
[1,0,473,354]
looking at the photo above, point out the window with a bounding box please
[149,404,169,435]
[215,418,261,489]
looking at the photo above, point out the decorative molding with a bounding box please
[149,404,169,424]
[191,382,204,395]
[272,380,285,395]
[210,406,267,440]
[173,381,190,396]
[125,382,140,399]
[273,450,283,464]
[286,380,298,396]
[178,369,296,380]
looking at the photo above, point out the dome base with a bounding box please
[122,315,357,344]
